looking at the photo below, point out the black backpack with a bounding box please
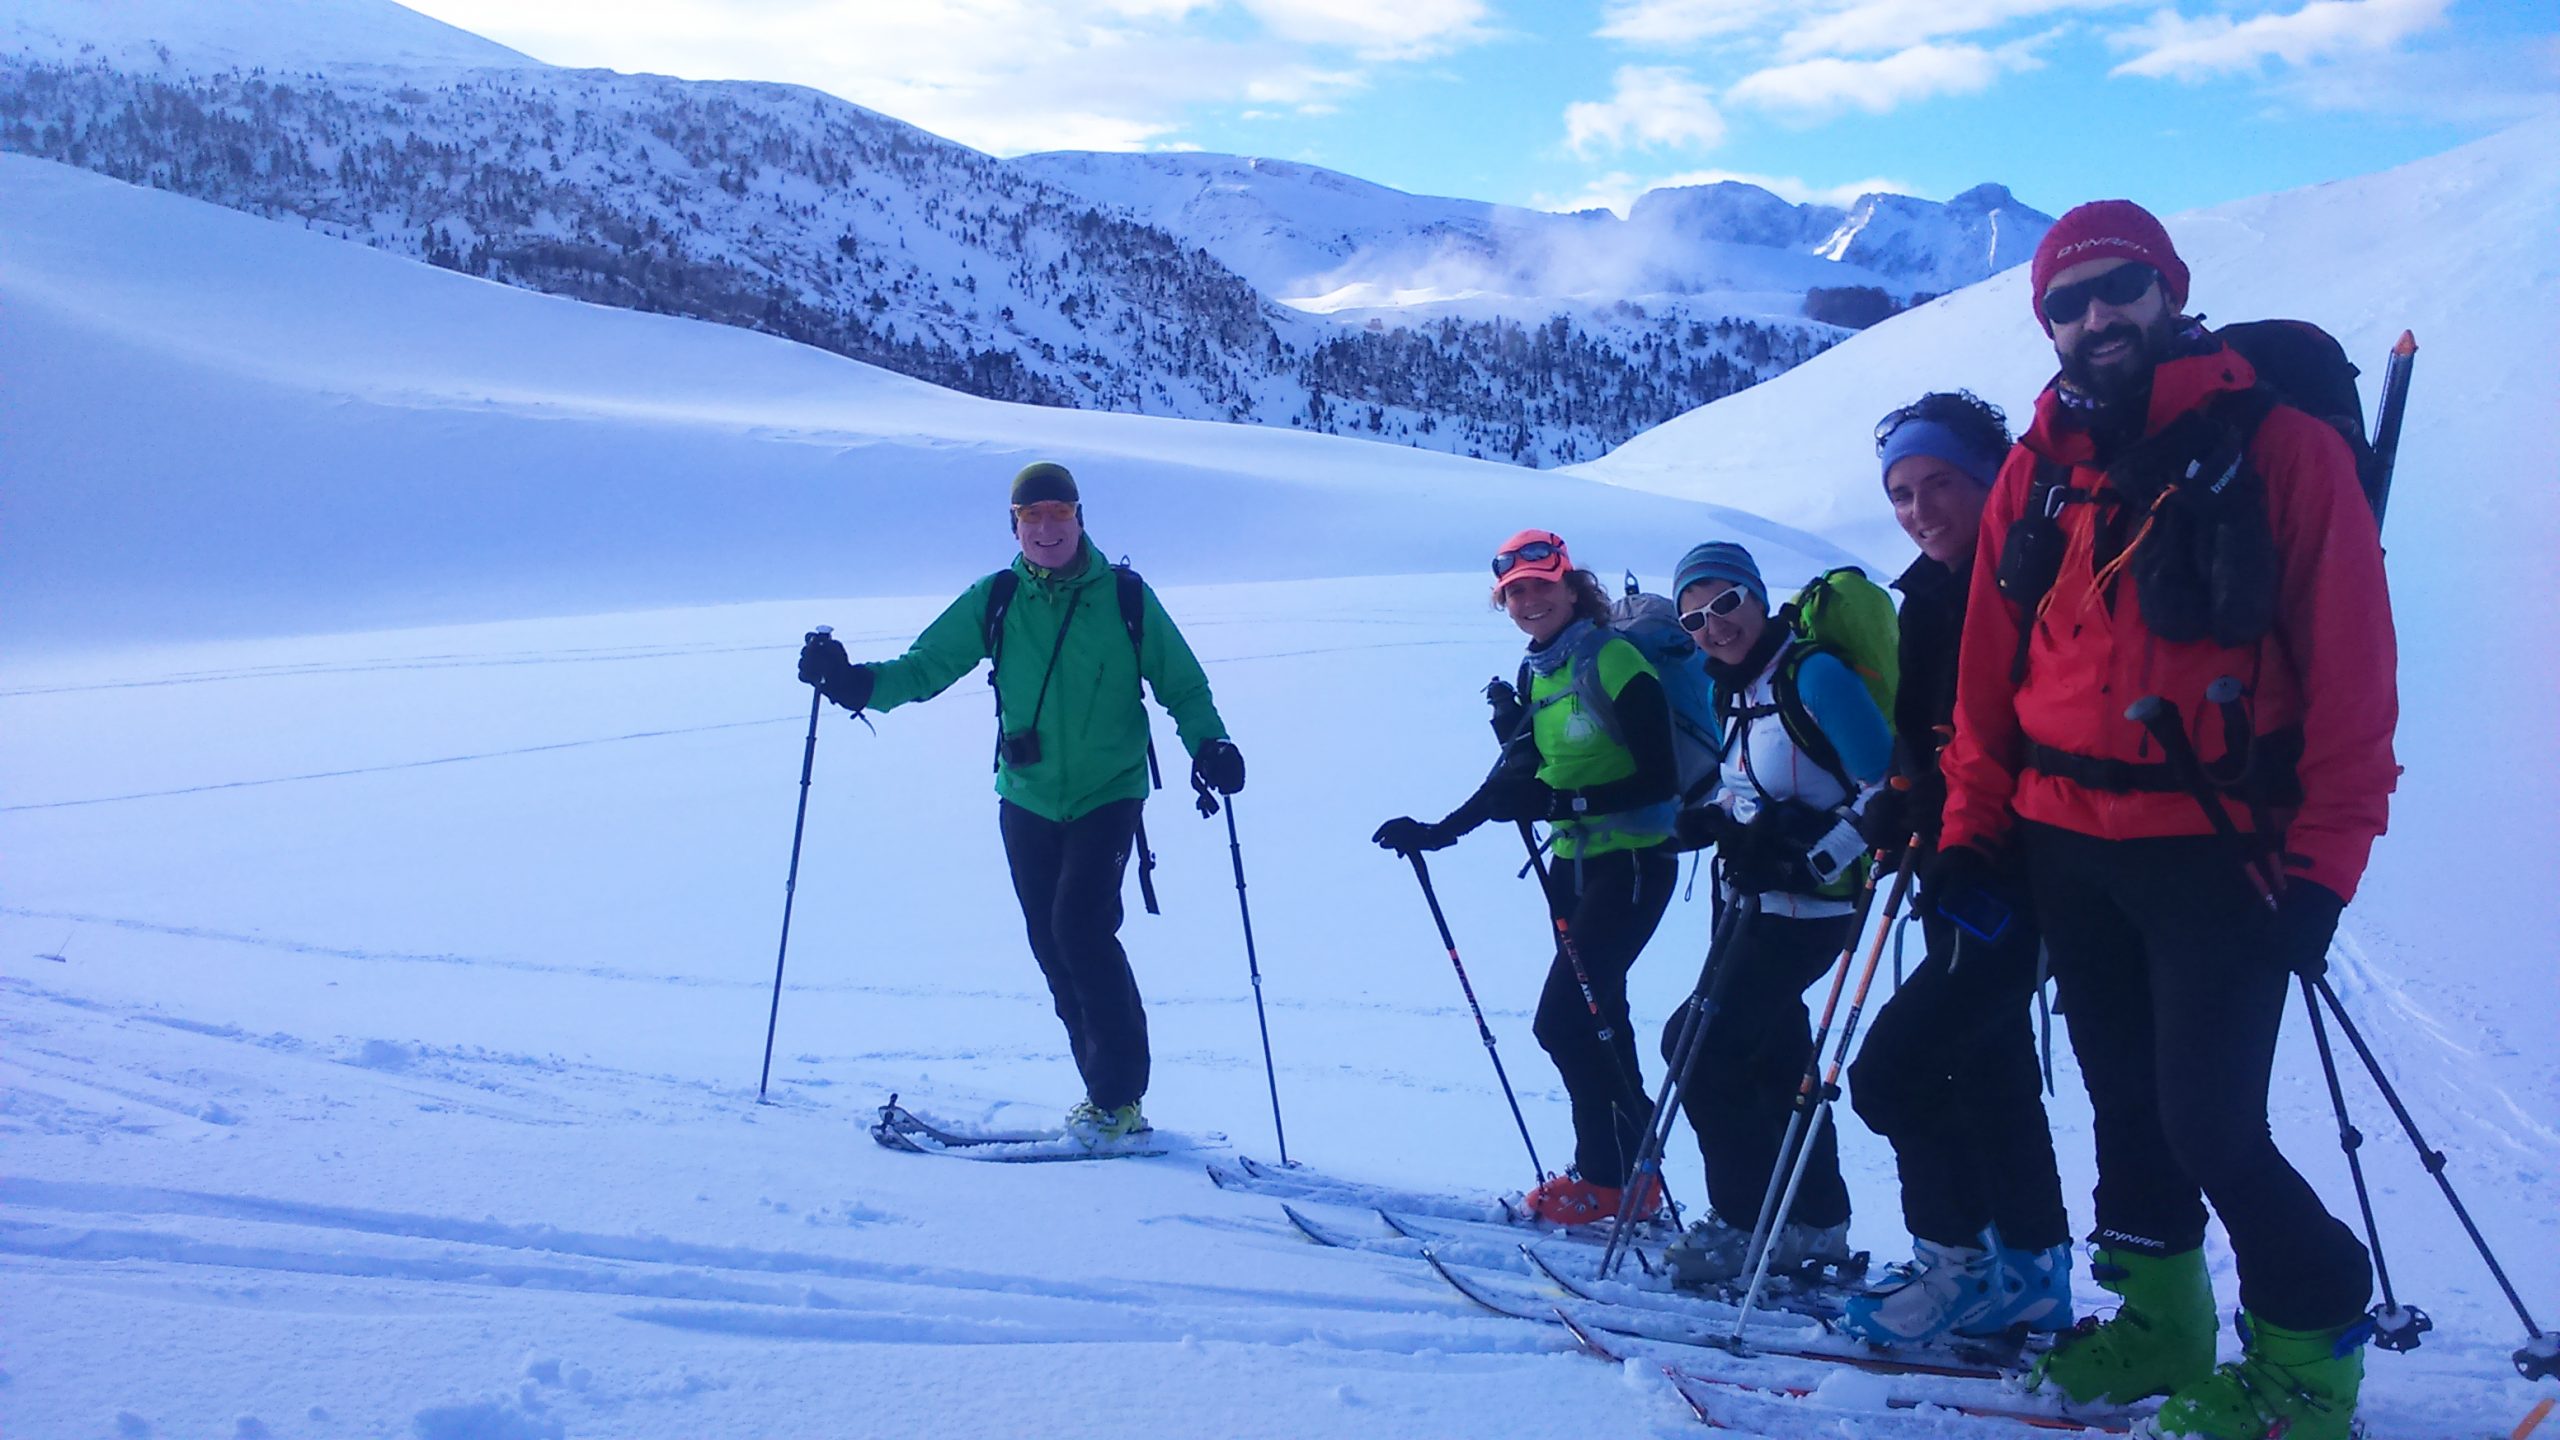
[983,561,1165,914]
[1996,319,2375,677]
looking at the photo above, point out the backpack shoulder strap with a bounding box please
[1112,562,1146,659]
[983,568,1021,661]
[1772,643,1855,794]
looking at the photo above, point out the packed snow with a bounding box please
[4,87,2556,1440]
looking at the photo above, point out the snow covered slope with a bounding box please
[0,0,532,71]
[0,152,1854,646]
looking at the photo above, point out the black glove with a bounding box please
[1484,676,1525,742]
[1192,738,1245,795]
[1922,842,2018,942]
[797,635,874,713]
[2274,880,2344,978]
[1715,810,1794,895]
[1675,804,1746,853]
[797,632,849,688]
[1373,816,1457,858]
[1858,786,1912,856]
[1481,773,1554,824]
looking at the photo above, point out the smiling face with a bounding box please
[1012,501,1083,571]
[1887,454,1991,566]
[1501,574,1577,646]
[1678,578,1765,665]
[2047,257,2173,403]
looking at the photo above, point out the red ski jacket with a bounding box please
[1939,348,2400,900]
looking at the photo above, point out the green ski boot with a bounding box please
[2026,1246,2218,1406]
[1066,1101,1149,1149]
[2140,1311,2366,1440]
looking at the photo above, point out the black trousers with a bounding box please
[1664,907,1856,1231]
[1849,910,2072,1251]
[1531,845,1676,1188]
[2025,821,2372,1330]
[1001,798,1149,1111]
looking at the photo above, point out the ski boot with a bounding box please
[2026,1246,2217,1406]
[1065,1100,1149,1148]
[1841,1236,1998,1344]
[1983,1232,2076,1335]
[1667,1214,1853,1292]
[2140,1311,2366,1440]
[1522,1170,1661,1227]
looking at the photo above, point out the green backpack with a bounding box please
[1768,566,1900,792]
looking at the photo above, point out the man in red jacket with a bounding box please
[1930,201,2397,1440]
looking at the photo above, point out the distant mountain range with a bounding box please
[0,0,2052,466]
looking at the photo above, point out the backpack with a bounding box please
[984,559,1164,913]
[1998,319,2373,677]
[1740,566,1900,793]
[1516,574,1725,806]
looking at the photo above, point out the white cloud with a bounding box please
[395,0,1474,156]
[1727,40,2040,119]
[1776,0,2138,60]
[1240,0,1491,60]
[1594,0,1792,46]
[1564,66,1728,157]
[2108,0,2452,80]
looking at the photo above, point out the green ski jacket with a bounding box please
[866,541,1228,823]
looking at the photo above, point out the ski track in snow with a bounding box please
[5,597,2553,1439]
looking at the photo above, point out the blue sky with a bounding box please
[402,0,2558,217]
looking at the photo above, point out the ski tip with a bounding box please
[2394,329,2417,355]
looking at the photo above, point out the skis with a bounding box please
[1557,1305,2133,1434]
[870,1097,1176,1163]
[1211,1154,1672,1259]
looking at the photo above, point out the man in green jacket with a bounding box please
[796,462,1243,1146]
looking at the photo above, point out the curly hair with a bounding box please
[1888,389,2013,458]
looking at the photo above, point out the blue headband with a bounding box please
[1879,418,2003,492]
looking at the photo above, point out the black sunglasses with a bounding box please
[1677,586,1749,631]
[2039,262,2160,328]
[1492,539,1562,578]
[1874,404,1923,455]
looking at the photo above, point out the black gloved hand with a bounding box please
[1675,804,1746,854]
[797,632,850,688]
[1922,842,2017,941]
[1484,676,1525,743]
[1715,809,1794,895]
[1481,773,1554,824]
[798,634,874,713]
[2274,880,2345,978]
[1372,816,1457,858]
[1858,786,1912,857]
[1192,738,1245,795]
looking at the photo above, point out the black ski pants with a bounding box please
[1664,907,1856,1231]
[1001,797,1149,1111]
[1849,910,2072,1251]
[2024,821,2372,1330]
[1531,845,1677,1188]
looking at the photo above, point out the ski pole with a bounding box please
[758,626,832,1103]
[1209,787,1291,1166]
[1405,851,1544,1189]
[2365,330,2417,526]
[1731,848,1916,1342]
[2034,941,2056,1096]
[1516,820,1660,1216]
[1600,887,1760,1278]
[2132,693,2552,1375]
[1738,856,1887,1295]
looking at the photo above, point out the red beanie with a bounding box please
[2030,199,2189,332]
